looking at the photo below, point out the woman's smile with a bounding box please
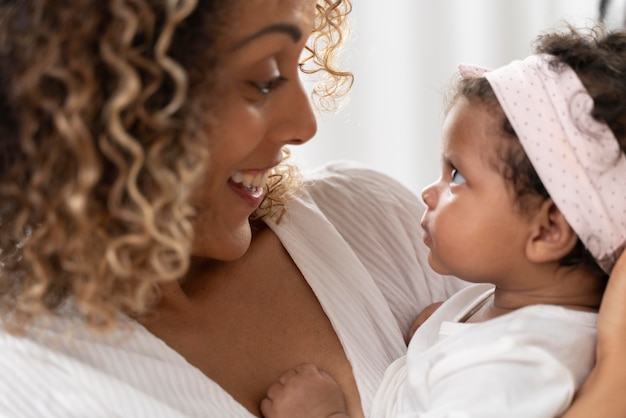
[228,169,270,207]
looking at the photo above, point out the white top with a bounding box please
[0,161,467,417]
[372,283,598,418]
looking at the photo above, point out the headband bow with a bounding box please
[459,55,626,273]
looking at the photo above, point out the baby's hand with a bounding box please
[260,363,349,418]
[407,301,444,341]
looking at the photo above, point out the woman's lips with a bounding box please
[228,170,269,208]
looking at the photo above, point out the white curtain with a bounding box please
[291,0,604,194]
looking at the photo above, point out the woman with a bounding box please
[0,1,466,416]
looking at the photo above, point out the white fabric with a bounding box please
[372,283,598,418]
[0,161,467,417]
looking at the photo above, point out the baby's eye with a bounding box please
[451,168,466,184]
[252,76,287,94]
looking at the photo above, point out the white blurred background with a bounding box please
[291,0,625,195]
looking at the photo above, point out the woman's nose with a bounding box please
[271,78,317,146]
[421,181,440,209]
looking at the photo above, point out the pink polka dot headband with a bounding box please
[459,55,626,274]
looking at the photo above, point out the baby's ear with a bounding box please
[526,198,578,263]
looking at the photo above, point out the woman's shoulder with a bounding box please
[305,160,413,191]
[303,160,423,215]
[288,160,467,336]
[0,315,248,417]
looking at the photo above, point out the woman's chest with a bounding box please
[146,230,363,417]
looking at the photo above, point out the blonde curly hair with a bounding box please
[0,0,353,334]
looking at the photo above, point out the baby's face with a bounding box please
[420,97,532,285]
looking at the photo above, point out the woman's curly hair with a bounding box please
[0,0,353,334]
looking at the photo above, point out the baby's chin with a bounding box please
[427,254,448,275]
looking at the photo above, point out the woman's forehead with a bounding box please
[220,0,315,48]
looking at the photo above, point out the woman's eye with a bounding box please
[451,168,466,184]
[252,76,287,94]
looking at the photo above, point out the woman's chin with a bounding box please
[191,224,252,261]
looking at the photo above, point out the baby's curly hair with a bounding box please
[450,25,626,280]
[0,0,353,334]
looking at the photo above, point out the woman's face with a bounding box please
[190,0,317,261]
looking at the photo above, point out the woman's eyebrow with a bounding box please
[231,23,303,51]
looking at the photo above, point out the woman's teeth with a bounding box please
[230,171,268,191]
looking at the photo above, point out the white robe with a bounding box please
[0,161,466,417]
[372,284,598,418]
